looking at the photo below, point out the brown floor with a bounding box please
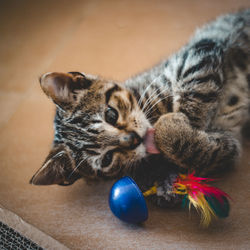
[1,0,250,249]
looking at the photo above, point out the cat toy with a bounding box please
[109,173,230,226]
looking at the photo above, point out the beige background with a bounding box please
[1,0,250,249]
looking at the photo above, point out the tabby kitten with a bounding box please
[30,10,250,199]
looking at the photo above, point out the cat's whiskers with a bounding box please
[142,85,169,114]
[138,74,163,107]
[124,155,136,173]
[145,95,171,119]
[141,86,161,113]
[68,157,89,178]
[144,94,173,119]
[148,114,160,123]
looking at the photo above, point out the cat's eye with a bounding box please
[105,106,118,125]
[102,150,114,168]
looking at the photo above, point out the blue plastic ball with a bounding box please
[109,176,148,223]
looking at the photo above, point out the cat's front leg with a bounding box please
[154,112,241,176]
[154,112,194,167]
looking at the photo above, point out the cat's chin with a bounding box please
[134,143,147,160]
[134,141,160,164]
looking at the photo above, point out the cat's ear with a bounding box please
[30,144,81,185]
[39,72,93,109]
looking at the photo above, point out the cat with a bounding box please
[30,10,250,205]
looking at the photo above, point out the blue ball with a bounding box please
[109,176,148,223]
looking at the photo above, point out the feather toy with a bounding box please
[173,172,230,226]
[109,173,230,225]
[143,172,230,226]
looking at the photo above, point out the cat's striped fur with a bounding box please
[30,9,250,198]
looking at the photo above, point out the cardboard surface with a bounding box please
[0,204,69,249]
[0,0,250,249]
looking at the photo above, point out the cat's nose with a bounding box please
[120,132,142,150]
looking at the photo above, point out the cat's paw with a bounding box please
[154,112,190,130]
[154,112,192,156]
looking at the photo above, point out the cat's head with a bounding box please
[30,72,151,185]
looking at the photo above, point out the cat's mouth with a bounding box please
[143,128,160,155]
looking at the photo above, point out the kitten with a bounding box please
[30,10,250,201]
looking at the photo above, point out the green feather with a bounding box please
[205,195,230,218]
[181,194,189,208]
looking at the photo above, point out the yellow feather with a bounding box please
[143,186,157,197]
[188,194,216,227]
[173,183,188,195]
